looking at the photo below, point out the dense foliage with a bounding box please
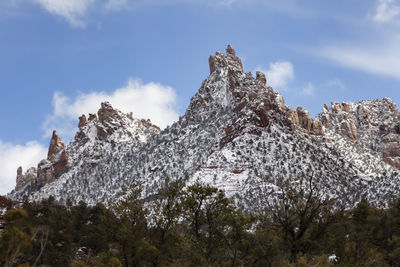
[1,178,400,267]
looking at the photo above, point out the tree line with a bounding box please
[1,178,400,267]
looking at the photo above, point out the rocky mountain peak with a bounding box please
[78,114,87,129]
[186,45,325,140]
[256,71,267,85]
[74,102,160,143]
[208,45,243,74]
[12,102,160,197]
[98,101,121,124]
[47,130,65,161]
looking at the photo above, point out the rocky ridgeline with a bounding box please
[16,130,67,192]
[14,102,160,195]
[190,45,324,150]
[318,98,400,171]
[10,45,400,210]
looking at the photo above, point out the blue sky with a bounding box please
[1,0,400,194]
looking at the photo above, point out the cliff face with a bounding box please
[9,46,400,210]
[318,99,400,170]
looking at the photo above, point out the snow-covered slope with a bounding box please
[10,102,160,203]
[9,45,400,210]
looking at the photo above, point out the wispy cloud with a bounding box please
[312,0,400,80]
[370,0,400,23]
[4,0,246,27]
[104,0,128,11]
[325,78,345,90]
[33,0,95,28]
[316,36,400,80]
[43,78,179,141]
[300,82,315,96]
[0,140,47,195]
[256,61,294,91]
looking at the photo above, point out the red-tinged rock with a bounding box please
[286,110,299,129]
[341,120,358,140]
[226,44,236,57]
[98,102,120,123]
[254,109,269,127]
[88,113,97,121]
[208,45,243,75]
[312,120,324,136]
[37,160,53,189]
[15,167,24,191]
[78,114,87,129]
[53,150,68,178]
[297,107,312,133]
[47,130,65,161]
[256,71,267,86]
[342,103,350,113]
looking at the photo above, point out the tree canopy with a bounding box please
[1,178,400,266]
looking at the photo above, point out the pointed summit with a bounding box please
[98,101,121,123]
[47,130,65,161]
[208,45,243,74]
[226,44,236,57]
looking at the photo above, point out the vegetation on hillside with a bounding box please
[1,178,400,267]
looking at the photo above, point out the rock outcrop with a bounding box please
[15,167,23,191]
[318,98,400,171]
[312,120,324,136]
[341,120,358,140]
[47,131,65,161]
[15,130,68,193]
[78,115,87,129]
[13,102,161,195]
[296,107,312,133]
[209,45,243,75]
[15,167,36,192]
[256,71,266,85]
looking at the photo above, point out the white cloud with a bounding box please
[105,0,127,11]
[370,0,400,23]
[216,0,237,7]
[325,79,345,90]
[33,0,95,27]
[5,0,247,27]
[43,78,179,141]
[316,37,400,80]
[0,141,47,195]
[311,0,400,80]
[300,82,315,96]
[256,61,294,91]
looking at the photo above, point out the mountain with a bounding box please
[9,45,400,210]
[13,102,160,203]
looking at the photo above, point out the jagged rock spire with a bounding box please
[47,130,65,161]
[256,71,267,85]
[78,114,87,129]
[15,167,23,191]
[208,45,243,74]
[188,45,324,138]
[98,102,120,123]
